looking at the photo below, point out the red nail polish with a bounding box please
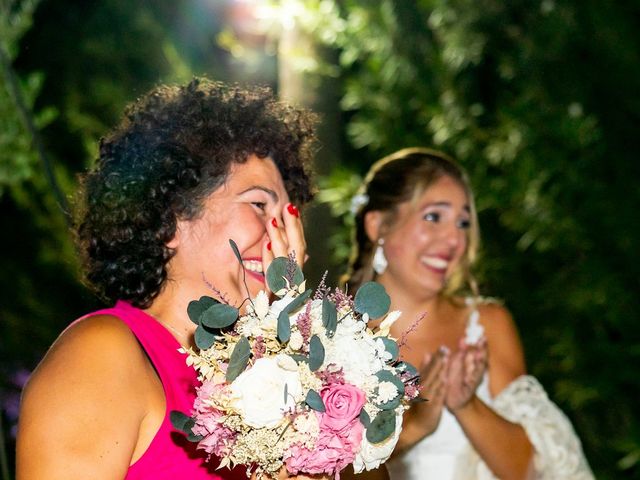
[271,218,278,227]
[287,203,300,217]
[267,242,272,251]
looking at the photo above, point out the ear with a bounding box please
[166,221,183,249]
[364,210,384,243]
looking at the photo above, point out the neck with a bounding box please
[144,286,197,348]
[375,274,446,328]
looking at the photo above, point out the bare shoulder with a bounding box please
[17,314,154,479]
[475,301,527,396]
[25,313,149,394]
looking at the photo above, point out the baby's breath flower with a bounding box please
[364,402,381,420]
[297,362,323,393]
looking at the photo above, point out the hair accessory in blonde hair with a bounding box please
[349,193,369,215]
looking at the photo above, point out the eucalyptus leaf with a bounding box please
[309,335,325,371]
[283,289,313,314]
[305,389,326,412]
[266,257,289,293]
[278,310,291,343]
[366,409,396,443]
[170,410,192,432]
[354,281,391,318]
[377,394,402,410]
[289,354,309,364]
[187,296,219,324]
[229,239,243,265]
[200,303,239,329]
[187,431,204,442]
[170,412,203,443]
[185,417,204,442]
[194,325,217,350]
[359,408,371,427]
[379,337,399,363]
[397,361,419,379]
[226,336,251,382]
[322,298,338,337]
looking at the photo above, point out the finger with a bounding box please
[261,240,275,293]
[267,215,288,258]
[420,349,447,386]
[282,202,306,267]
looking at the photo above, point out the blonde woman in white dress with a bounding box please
[344,148,593,480]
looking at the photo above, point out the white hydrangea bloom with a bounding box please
[324,332,382,386]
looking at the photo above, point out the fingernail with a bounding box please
[439,345,450,355]
[266,242,272,251]
[271,218,278,227]
[287,203,300,217]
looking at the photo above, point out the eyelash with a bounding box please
[251,202,267,212]
[423,212,471,229]
[457,219,471,229]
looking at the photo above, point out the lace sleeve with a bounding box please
[469,375,594,480]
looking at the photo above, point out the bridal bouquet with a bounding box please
[172,242,420,479]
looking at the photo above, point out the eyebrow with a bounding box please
[238,185,279,203]
[421,201,470,213]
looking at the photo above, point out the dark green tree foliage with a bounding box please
[309,1,640,478]
[0,2,235,475]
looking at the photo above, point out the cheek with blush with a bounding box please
[383,241,405,266]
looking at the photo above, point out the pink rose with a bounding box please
[319,383,366,433]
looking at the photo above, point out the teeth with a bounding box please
[421,256,449,270]
[242,260,263,273]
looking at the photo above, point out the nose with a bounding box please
[442,221,462,250]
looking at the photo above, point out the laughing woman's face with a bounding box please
[166,154,290,306]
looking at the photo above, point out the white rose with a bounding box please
[230,356,302,428]
[353,410,403,473]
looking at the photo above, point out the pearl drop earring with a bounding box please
[372,238,388,275]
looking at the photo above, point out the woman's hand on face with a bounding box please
[412,347,449,433]
[444,338,488,412]
[262,202,307,277]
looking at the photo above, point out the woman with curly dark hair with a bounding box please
[16,79,329,479]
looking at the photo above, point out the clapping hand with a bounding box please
[411,346,450,434]
[444,338,488,412]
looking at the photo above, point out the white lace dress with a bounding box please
[387,311,594,480]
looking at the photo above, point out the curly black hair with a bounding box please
[75,78,317,308]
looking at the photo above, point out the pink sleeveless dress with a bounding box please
[81,301,245,479]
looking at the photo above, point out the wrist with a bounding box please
[449,394,480,417]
